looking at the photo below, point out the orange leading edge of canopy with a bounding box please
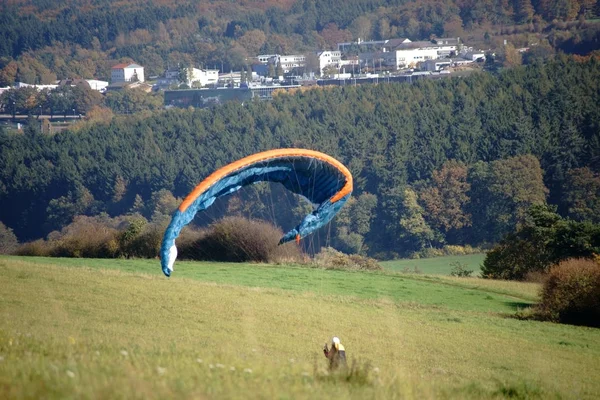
[178,148,354,213]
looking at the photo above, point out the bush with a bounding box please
[0,222,18,254]
[119,220,166,259]
[313,247,382,271]
[482,205,600,280]
[14,214,164,260]
[116,216,148,258]
[480,235,548,280]
[537,258,600,327]
[15,239,51,257]
[449,261,473,277]
[49,215,120,258]
[410,245,483,259]
[178,217,303,263]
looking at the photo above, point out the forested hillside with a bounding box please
[1,0,600,84]
[1,56,599,257]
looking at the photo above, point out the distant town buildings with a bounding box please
[2,35,488,115]
[9,79,108,92]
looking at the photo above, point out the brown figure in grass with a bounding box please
[323,336,347,370]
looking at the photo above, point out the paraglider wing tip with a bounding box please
[161,244,177,277]
[279,228,299,245]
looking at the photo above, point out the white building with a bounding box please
[375,39,458,70]
[463,51,486,61]
[219,71,241,84]
[86,80,109,92]
[256,54,278,64]
[276,55,306,73]
[14,82,58,90]
[337,38,389,52]
[316,51,342,73]
[422,58,474,71]
[182,68,219,87]
[111,63,145,83]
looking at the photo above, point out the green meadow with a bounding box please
[380,254,487,275]
[1,255,599,399]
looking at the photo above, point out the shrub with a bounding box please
[121,220,167,259]
[178,217,303,263]
[49,215,120,258]
[410,245,484,259]
[15,239,51,257]
[449,261,473,277]
[481,234,550,280]
[313,247,382,271]
[537,258,600,327]
[0,222,18,254]
[117,216,148,258]
[482,205,600,280]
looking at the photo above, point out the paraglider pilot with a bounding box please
[323,336,347,370]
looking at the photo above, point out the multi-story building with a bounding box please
[316,51,342,73]
[253,54,306,76]
[276,55,306,73]
[361,38,459,70]
[111,63,145,83]
[182,68,219,87]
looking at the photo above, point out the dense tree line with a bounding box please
[0,85,163,117]
[1,1,599,85]
[482,204,600,279]
[0,57,599,258]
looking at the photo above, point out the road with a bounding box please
[0,114,83,121]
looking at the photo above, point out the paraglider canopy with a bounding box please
[160,148,353,277]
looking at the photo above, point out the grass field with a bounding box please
[1,255,599,399]
[380,254,487,275]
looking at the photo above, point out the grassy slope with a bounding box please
[1,256,599,399]
[381,254,487,275]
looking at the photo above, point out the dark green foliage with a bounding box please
[561,167,600,223]
[177,217,303,263]
[333,193,377,254]
[468,155,548,244]
[538,259,600,327]
[482,205,600,280]
[123,221,165,259]
[1,58,600,259]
